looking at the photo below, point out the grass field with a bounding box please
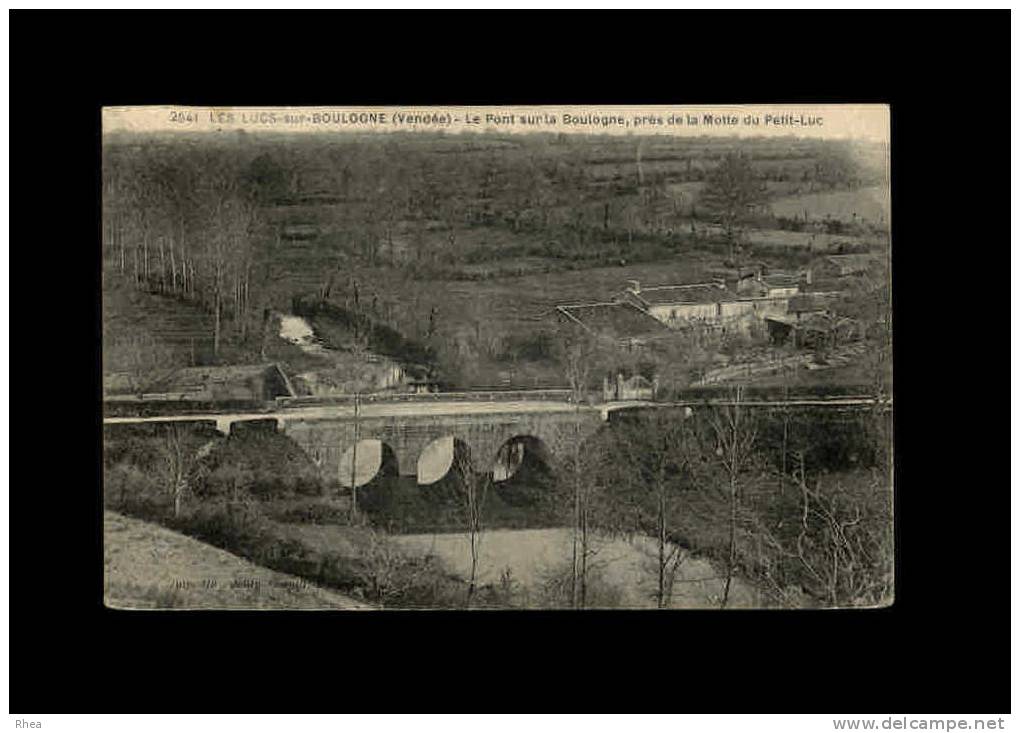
[769,185,890,225]
[104,511,369,609]
[749,353,890,391]
[743,227,882,252]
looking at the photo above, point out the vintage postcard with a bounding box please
[102,104,892,610]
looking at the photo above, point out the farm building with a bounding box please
[103,363,295,404]
[619,281,736,326]
[619,280,794,332]
[556,301,674,352]
[760,273,801,298]
[733,267,804,298]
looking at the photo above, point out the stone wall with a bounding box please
[280,408,606,483]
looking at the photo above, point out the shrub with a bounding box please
[175,496,273,559]
[270,499,352,525]
[342,528,464,608]
[533,558,626,609]
[104,460,170,521]
[199,430,326,501]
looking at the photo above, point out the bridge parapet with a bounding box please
[281,406,605,483]
[275,389,578,410]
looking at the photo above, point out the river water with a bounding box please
[392,528,764,609]
[281,522,764,608]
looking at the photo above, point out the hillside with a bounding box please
[104,511,370,610]
[101,131,890,391]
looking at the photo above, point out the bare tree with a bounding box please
[789,454,893,607]
[603,412,692,608]
[351,528,442,608]
[705,386,761,607]
[550,327,622,606]
[558,328,597,405]
[538,402,610,609]
[347,392,361,522]
[156,423,197,519]
[120,334,178,398]
[571,421,597,609]
[197,161,259,357]
[452,446,489,606]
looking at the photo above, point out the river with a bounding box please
[284,521,765,609]
[393,528,763,608]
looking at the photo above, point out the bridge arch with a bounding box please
[492,435,553,482]
[491,434,556,507]
[338,439,400,488]
[416,435,472,486]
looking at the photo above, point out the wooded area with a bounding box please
[103,131,887,383]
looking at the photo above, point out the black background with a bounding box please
[9,9,1008,713]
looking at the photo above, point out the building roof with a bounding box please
[629,283,736,306]
[557,302,674,341]
[104,363,292,396]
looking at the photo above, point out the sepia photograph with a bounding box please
[100,104,893,611]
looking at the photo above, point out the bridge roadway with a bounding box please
[103,399,597,428]
[102,395,889,429]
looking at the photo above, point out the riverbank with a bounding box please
[104,511,370,610]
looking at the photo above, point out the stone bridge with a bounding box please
[280,403,608,486]
[104,399,610,487]
[103,393,889,487]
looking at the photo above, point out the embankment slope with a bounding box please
[104,511,369,610]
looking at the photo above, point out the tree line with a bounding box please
[565,394,890,608]
[103,145,278,358]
